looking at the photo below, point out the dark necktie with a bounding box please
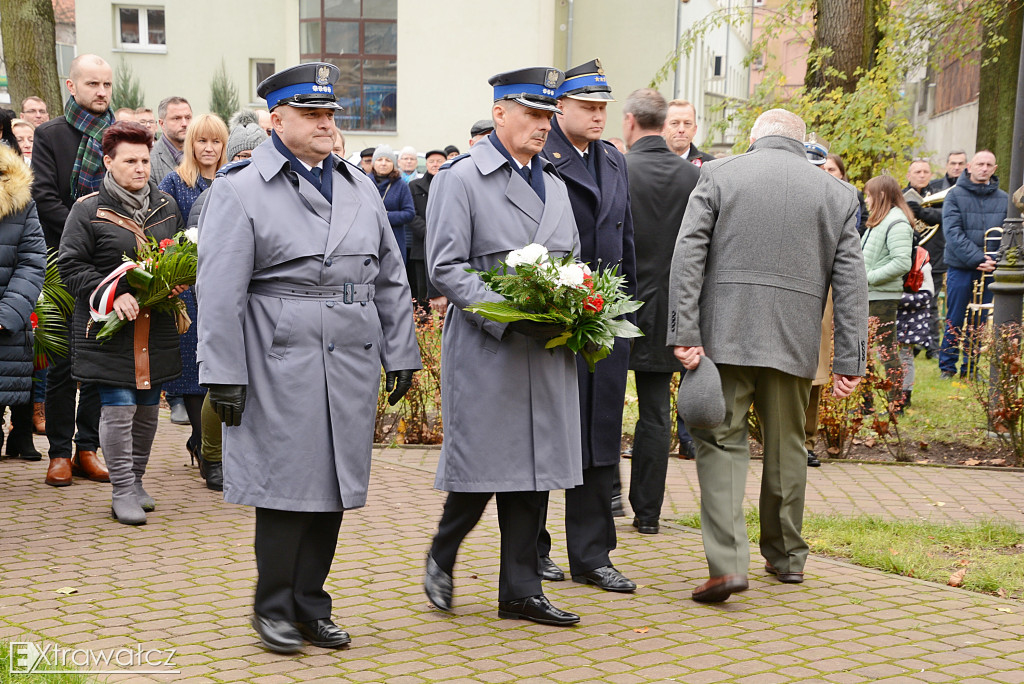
[583,149,597,180]
[310,166,322,184]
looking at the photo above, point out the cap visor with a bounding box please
[567,92,615,102]
[281,101,344,111]
[512,96,562,114]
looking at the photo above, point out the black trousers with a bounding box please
[537,464,617,575]
[254,508,344,622]
[430,490,547,602]
[45,344,100,459]
[629,370,675,523]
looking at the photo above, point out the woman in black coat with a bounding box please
[58,122,185,525]
[0,142,46,459]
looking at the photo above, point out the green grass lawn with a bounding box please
[676,508,1024,599]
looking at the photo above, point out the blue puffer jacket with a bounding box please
[0,146,47,405]
[943,172,1008,270]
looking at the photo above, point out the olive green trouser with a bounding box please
[200,393,223,464]
[690,364,811,578]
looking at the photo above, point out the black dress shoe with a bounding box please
[539,555,565,581]
[424,553,453,611]
[691,574,748,603]
[764,561,805,583]
[571,565,636,593]
[632,517,659,534]
[251,614,303,654]
[296,618,350,648]
[610,494,625,518]
[806,449,821,468]
[678,439,696,460]
[497,595,580,626]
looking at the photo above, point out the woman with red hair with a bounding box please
[58,121,187,525]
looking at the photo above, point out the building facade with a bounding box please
[71,0,748,154]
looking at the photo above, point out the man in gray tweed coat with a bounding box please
[667,109,868,603]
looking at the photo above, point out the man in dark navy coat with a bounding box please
[536,59,638,593]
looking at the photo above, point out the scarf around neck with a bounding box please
[103,172,152,228]
[65,96,114,200]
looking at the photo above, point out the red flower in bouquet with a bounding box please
[159,238,175,251]
[29,312,38,329]
[584,294,604,312]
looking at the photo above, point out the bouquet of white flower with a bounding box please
[466,243,643,371]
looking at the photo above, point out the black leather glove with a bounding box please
[385,369,415,406]
[207,384,247,426]
[906,199,923,219]
[506,320,565,340]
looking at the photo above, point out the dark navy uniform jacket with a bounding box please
[541,118,637,469]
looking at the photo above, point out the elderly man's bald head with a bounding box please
[750,108,806,143]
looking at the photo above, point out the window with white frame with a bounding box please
[252,59,276,102]
[116,6,166,50]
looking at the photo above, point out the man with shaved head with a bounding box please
[939,150,1008,378]
[31,53,114,488]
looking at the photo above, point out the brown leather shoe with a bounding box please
[691,574,748,603]
[764,561,804,584]
[32,402,46,435]
[45,458,72,487]
[71,449,110,482]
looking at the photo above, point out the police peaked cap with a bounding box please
[558,59,615,101]
[488,67,564,114]
[258,63,343,111]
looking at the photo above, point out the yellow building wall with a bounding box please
[75,0,299,115]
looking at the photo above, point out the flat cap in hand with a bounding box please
[677,356,726,430]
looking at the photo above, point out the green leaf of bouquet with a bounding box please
[545,332,572,349]
[465,301,559,323]
[606,319,645,338]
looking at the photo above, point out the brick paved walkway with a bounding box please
[1,423,1022,682]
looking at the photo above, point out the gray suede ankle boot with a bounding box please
[101,405,145,525]
[131,405,160,511]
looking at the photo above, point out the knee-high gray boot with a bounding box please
[131,405,160,512]
[101,405,145,525]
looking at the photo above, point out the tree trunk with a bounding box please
[976,2,1023,193]
[806,0,885,93]
[0,0,62,118]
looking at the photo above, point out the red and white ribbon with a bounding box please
[89,261,140,323]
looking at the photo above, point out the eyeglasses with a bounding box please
[137,119,156,126]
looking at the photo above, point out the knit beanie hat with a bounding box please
[226,109,268,161]
[373,144,397,164]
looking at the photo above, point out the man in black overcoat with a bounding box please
[535,60,637,592]
[621,88,700,534]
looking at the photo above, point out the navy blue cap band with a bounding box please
[265,82,335,109]
[493,82,558,102]
[558,72,609,96]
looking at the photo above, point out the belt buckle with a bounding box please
[342,282,354,304]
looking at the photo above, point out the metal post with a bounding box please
[987,11,1024,422]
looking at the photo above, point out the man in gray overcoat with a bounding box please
[196,63,421,653]
[668,109,868,603]
[422,67,584,627]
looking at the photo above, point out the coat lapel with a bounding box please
[297,175,332,225]
[324,163,360,257]
[532,166,565,246]
[593,143,621,229]
[504,168,543,225]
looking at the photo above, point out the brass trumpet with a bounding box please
[964,226,1004,376]
[902,187,940,246]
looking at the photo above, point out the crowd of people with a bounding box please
[0,51,1008,653]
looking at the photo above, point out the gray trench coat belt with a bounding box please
[247,281,375,303]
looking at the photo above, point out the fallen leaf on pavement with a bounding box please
[948,568,967,587]
[963,459,981,466]
[996,607,1013,613]
[56,587,78,595]
[633,627,649,634]
[935,502,946,507]
[997,588,1007,598]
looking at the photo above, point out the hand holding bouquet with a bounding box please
[466,243,643,371]
[89,229,198,343]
